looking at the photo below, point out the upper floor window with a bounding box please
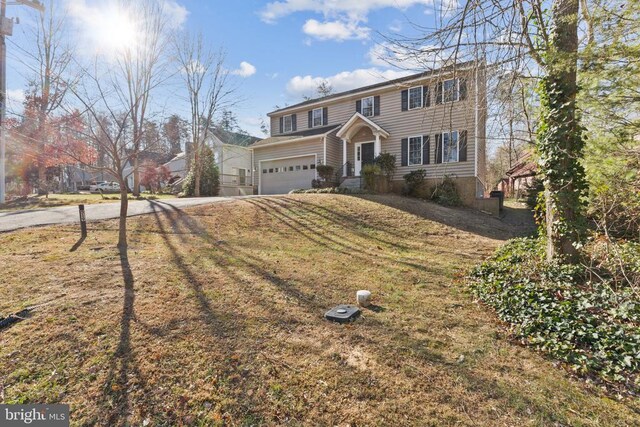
[443,131,459,162]
[283,115,293,133]
[361,96,374,117]
[312,108,323,127]
[442,79,459,103]
[408,86,423,110]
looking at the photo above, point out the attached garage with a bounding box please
[260,155,317,195]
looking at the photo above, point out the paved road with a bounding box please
[0,196,258,232]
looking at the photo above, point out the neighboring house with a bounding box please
[498,154,537,198]
[122,151,173,191]
[250,61,488,206]
[208,131,255,196]
[164,152,187,182]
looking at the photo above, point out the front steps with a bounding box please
[339,177,362,190]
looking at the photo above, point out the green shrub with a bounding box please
[468,237,640,392]
[315,164,335,184]
[374,153,397,184]
[362,164,381,191]
[431,175,462,206]
[403,169,426,196]
[182,146,220,197]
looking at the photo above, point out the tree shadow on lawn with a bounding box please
[97,246,152,427]
[245,198,460,276]
[137,199,629,425]
[349,194,536,241]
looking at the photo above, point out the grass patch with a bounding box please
[0,195,638,425]
[0,193,176,212]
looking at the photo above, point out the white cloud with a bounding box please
[232,61,257,77]
[286,68,412,99]
[302,19,370,41]
[388,20,403,32]
[260,0,441,43]
[161,0,189,29]
[6,89,25,114]
[260,0,436,23]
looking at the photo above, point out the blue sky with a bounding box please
[6,0,455,136]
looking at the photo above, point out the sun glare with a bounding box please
[92,4,138,56]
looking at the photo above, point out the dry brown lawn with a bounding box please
[0,194,638,426]
[0,193,175,212]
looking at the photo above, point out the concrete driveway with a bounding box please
[0,196,258,232]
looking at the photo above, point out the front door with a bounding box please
[355,142,375,176]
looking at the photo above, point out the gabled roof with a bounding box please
[506,154,537,179]
[210,128,260,147]
[269,60,477,116]
[250,124,341,149]
[336,112,390,140]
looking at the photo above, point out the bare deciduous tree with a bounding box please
[16,1,75,192]
[117,0,169,197]
[174,32,235,197]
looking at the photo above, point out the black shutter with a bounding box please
[292,114,297,131]
[308,110,312,128]
[423,86,430,107]
[422,135,430,165]
[356,100,362,113]
[459,78,468,101]
[435,133,443,163]
[436,83,443,105]
[374,95,380,116]
[459,130,468,162]
[323,107,328,125]
[401,138,408,166]
[279,117,283,133]
[401,90,408,111]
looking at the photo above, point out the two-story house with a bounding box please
[251,61,487,205]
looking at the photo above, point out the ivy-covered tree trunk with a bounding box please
[537,0,588,263]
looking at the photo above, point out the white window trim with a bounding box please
[408,86,423,110]
[440,78,460,104]
[408,135,423,166]
[361,96,374,117]
[443,130,460,163]
[312,108,323,128]
[283,114,293,133]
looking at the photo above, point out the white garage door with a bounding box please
[260,155,317,195]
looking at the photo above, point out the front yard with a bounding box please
[0,193,176,212]
[0,195,637,426]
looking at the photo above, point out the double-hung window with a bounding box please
[361,96,374,117]
[408,86,423,110]
[312,108,323,127]
[283,115,293,133]
[408,136,422,165]
[442,79,459,103]
[443,131,459,163]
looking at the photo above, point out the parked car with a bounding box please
[91,181,120,193]
[89,181,107,193]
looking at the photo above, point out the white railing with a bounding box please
[220,173,251,186]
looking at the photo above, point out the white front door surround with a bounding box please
[337,113,389,177]
[354,141,376,176]
[351,135,382,176]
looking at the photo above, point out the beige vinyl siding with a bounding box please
[324,131,342,169]
[268,70,481,181]
[252,137,324,186]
